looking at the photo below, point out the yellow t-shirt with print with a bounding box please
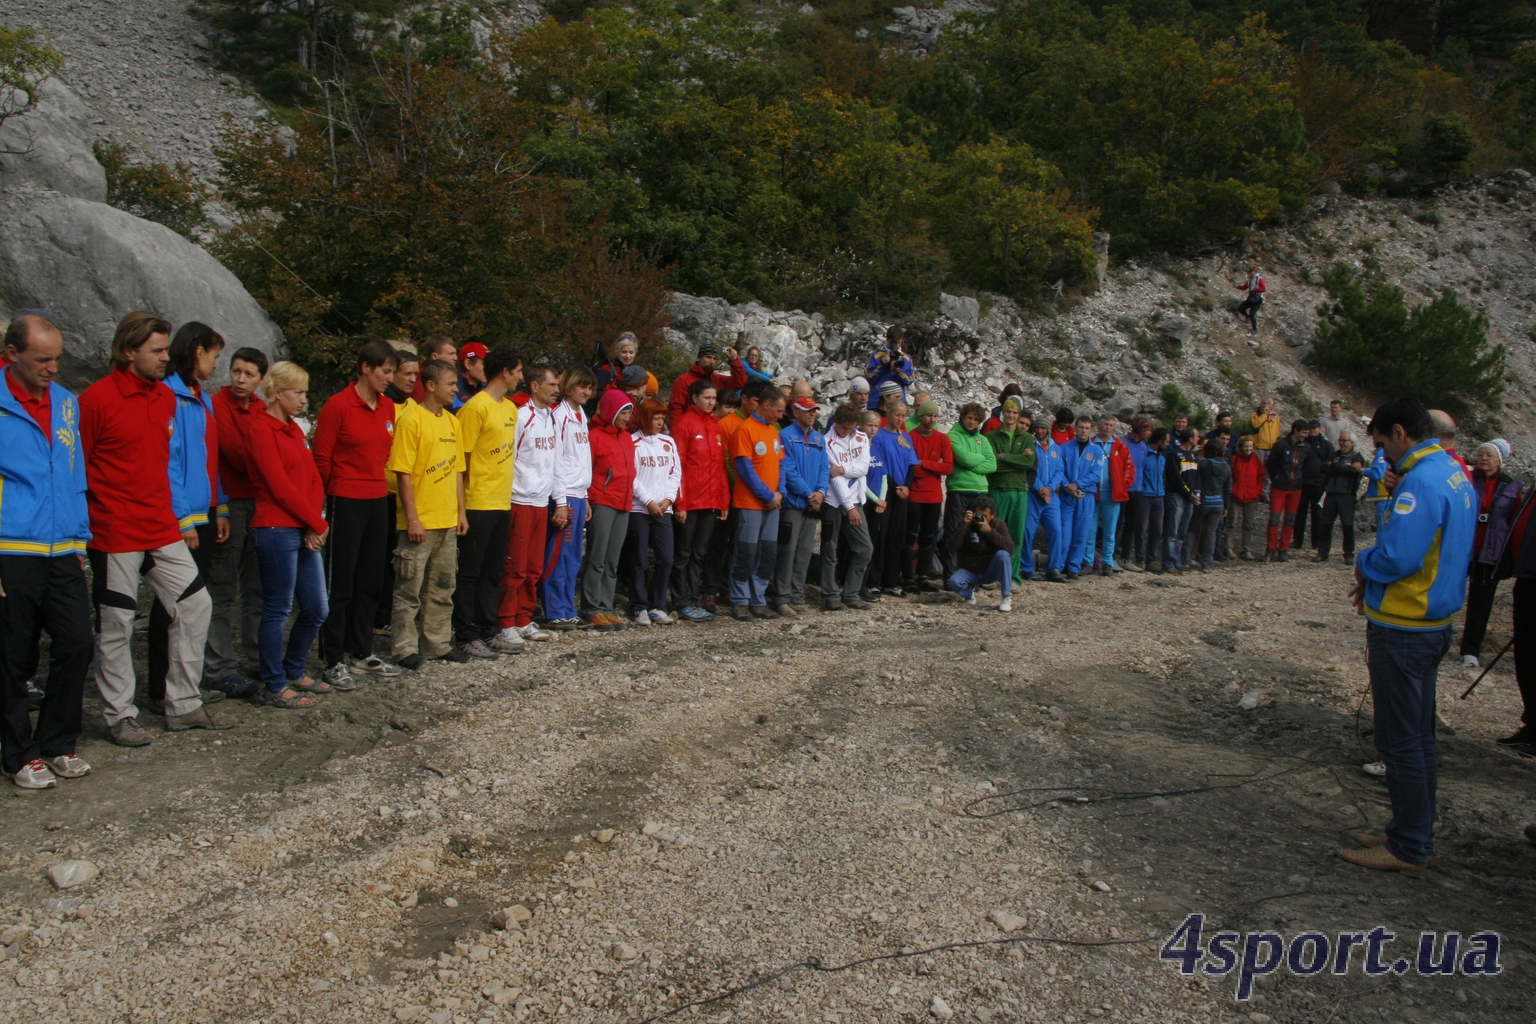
[387,402,462,530]
[456,389,518,511]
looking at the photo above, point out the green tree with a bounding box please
[0,25,63,135]
[94,140,209,238]
[1310,263,1506,417]
[1420,112,1476,178]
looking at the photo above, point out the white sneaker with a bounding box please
[633,610,652,626]
[48,754,91,778]
[1362,761,1387,778]
[1462,655,1480,668]
[346,654,402,678]
[488,629,527,653]
[11,759,57,789]
[998,596,1012,613]
[966,593,977,606]
[519,623,554,642]
[648,609,675,624]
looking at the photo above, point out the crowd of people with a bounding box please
[1,311,1532,862]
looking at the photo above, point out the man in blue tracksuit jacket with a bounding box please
[1363,445,1392,528]
[1056,415,1102,578]
[1340,398,1474,877]
[0,312,95,789]
[1023,419,1065,581]
[1133,428,1167,569]
[770,398,828,609]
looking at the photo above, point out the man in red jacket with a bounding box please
[668,343,747,424]
[904,401,954,589]
[81,312,233,747]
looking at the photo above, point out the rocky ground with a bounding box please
[2,559,1532,1024]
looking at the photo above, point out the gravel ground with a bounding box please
[1,558,1533,1024]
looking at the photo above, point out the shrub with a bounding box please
[1310,263,1505,417]
[94,140,208,238]
[1159,382,1211,430]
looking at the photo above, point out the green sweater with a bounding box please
[986,427,1036,491]
[948,424,998,493]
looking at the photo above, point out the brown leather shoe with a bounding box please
[1337,845,1426,877]
[1352,833,1435,864]
[165,705,236,731]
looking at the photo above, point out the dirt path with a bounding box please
[1,560,1532,1024]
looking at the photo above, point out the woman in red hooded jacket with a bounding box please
[671,379,730,622]
[583,389,637,631]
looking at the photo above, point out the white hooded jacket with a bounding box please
[511,401,558,507]
[631,430,681,514]
[826,426,871,510]
[552,400,592,505]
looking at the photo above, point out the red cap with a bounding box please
[460,342,488,363]
[792,396,818,412]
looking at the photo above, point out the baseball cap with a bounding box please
[792,396,818,412]
[459,342,488,362]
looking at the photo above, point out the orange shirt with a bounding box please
[728,414,783,511]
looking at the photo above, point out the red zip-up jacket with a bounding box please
[907,428,954,504]
[673,406,729,512]
[247,411,327,534]
[1230,452,1267,503]
[313,383,395,499]
[79,366,182,553]
[587,421,637,512]
[213,386,267,500]
[1104,437,1135,502]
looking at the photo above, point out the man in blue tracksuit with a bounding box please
[1057,415,1102,579]
[0,313,95,789]
[1340,398,1475,877]
[1363,445,1392,528]
[1024,419,1065,582]
[769,396,827,611]
[1133,427,1168,570]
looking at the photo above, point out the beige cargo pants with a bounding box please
[391,528,458,659]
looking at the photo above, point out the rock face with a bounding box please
[0,186,283,389]
[0,80,107,202]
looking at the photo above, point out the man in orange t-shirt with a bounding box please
[727,385,785,619]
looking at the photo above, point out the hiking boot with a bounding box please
[165,706,236,732]
[775,603,799,618]
[844,598,873,611]
[346,654,402,678]
[700,595,718,610]
[397,653,425,671]
[886,585,906,598]
[1121,562,1142,573]
[1043,570,1066,583]
[109,717,153,747]
[11,759,56,789]
[1336,845,1426,877]
[438,647,470,664]
[678,606,711,623]
[1313,553,1329,563]
[1064,571,1080,581]
[750,605,781,620]
[1344,552,1355,566]
[823,600,846,612]
[861,588,882,602]
[48,754,92,778]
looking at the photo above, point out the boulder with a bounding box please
[0,186,284,390]
[937,292,980,333]
[0,80,107,203]
[1153,315,1191,346]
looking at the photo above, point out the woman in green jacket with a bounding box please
[986,397,1036,582]
[943,403,999,577]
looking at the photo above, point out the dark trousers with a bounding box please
[1316,492,1357,558]
[1130,493,1163,565]
[702,508,737,600]
[905,500,943,582]
[149,516,216,700]
[1236,292,1262,330]
[671,510,719,609]
[1118,494,1143,562]
[1460,563,1500,658]
[1366,622,1449,866]
[941,492,989,576]
[452,509,508,644]
[871,493,909,588]
[1515,578,1536,727]
[1293,484,1325,547]
[319,495,390,665]
[626,513,675,612]
[0,555,92,775]
[1193,506,1224,568]
[376,494,398,628]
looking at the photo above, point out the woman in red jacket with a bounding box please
[247,362,331,708]
[671,380,730,622]
[1228,435,1268,559]
[582,389,637,631]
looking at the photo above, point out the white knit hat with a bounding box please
[1477,438,1511,463]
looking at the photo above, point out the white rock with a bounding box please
[322,931,339,947]
[1238,689,1261,711]
[988,910,1027,933]
[611,941,639,961]
[47,860,98,889]
[594,829,616,843]
[930,994,954,1019]
[1091,880,1112,893]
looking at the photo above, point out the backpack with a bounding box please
[1251,272,1266,293]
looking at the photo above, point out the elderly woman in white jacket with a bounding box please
[626,398,682,624]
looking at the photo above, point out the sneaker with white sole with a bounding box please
[633,610,652,626]
[998,596,1012,613]
[323,663,357,690]
[1462,654,1480,667]
[48,754,91,778]
[457,639,499,660]
[346,654,402,678]
[11,759,57,789]
[519,623,554,642]
[966,593,977,605]
[488,629,527,654]
[648,609,675,624]
[1362,761,1387,778]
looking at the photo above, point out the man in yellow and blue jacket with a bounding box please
[0,312,94,790]
[1342,397,1475,877]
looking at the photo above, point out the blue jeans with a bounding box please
[1163,494,1193,569]
[1024,494,1063,574]
[539,496,586,620]
[730,508,779,607]
[1094,498,1122,568]
[252,527,329,692]
[946,549,1013,598]
[1060,492,1097,573]
[1366,623,1449,866]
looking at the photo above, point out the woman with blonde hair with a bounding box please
[246,361,331,708]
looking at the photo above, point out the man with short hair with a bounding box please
[1291,419,1334,550]
[0,313,95,787]
[1057,415,1104,580]
[944,496,1016,612]
[668,342,746,423]
[1264,418,1310,560]
[454,346,522,655]
[1429,408,1473,480]
[453,342,488,412]
[412,335,456,402]
[389,360,467,669]
[1340,398,1474,876]
[1088,414,1133,575]
[1162,428,1199,573]
[771,396,828,613]
[81,312,230,746]
[497,365,561,646]
[1117,417,1150,567]
[821,403,873,612]
[384,345,419,406]
[1024,418,1065,582]
[728,388,787,619]
[1320,399,1351,448]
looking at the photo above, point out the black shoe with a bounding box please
[398,653,424,671]
[1064,571,1080,581]
[1277,549,1290,562]
[860,589,882,603]
[751,605,781,620]
[731,605,753,622]
[1344,552,1355,565]
[1021,572,1039,582]
[1526,823,1536,846]
[438,647,470,664]
[1044,570,1067,583]
[823,600,847,612]
[1497,727,1535,746]
[1313,553,1329,562]
[886,586,905,598]
[206,676,259,700]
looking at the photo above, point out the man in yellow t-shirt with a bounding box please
[387,359,467,668]
[452,345,523,657]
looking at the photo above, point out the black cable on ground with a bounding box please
[961,760,1333,818]
[632,932,1155,1024]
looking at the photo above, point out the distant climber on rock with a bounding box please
[1233,264,1265,335]
[864,326,913,410]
